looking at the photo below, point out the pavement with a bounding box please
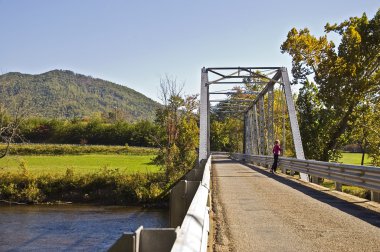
[211,155,380,252]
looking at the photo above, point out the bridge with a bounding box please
[109,67,380,252]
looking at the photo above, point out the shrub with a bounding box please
[0,165,166,205]
[3,143,157,156]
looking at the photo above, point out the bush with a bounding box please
[342,186,370,199]
[0,166,167,205]
[2,143,157,156]
[20,118,159,147]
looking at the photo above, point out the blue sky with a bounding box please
[0,0,378,102]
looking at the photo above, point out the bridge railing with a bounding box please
[108,156,211,252]
[231,153,380,200]
[170,155,211,252]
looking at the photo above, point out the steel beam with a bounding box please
[252,104,259,155]
[248,110,254,155]
[281,67,309,181]
[245,70,282,112]
[199,67,209,161]
[208,82,270,85]
[258,96,266,155]
[209,99,253,102]
[267,84,274,154]
[209,91,260,95]
[207,67,281,70]
[244,113,247,154]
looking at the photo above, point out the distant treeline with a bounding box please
[19,118,159,147]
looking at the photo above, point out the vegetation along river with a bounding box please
[0,205,168,251]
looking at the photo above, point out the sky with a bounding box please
[0,0,378,102]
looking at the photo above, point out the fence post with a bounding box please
[335,182,342,192]
[371,191,380,203]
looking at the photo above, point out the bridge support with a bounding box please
[281,68,309,182]
[199,67,209,162]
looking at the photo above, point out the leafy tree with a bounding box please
[281,10,380,161]
[154,76,199,182]
[296,80,332,160]
[348,102,380,166]
[130,120,158,146]
[210,120,229,151]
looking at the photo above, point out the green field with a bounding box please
[0,154,160,175]
[323,152,374,199]
[339,152,371,166]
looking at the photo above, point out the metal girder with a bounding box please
[207,70,239,85]
[210,99,253,102]
[252,104,259,155]
[282,86,286,156]
[199,67,209,161]
[206,67,281,71]
[267,84,274,154]
[248,110,254,155]
[243,113,248,154]
[212,103,251,107]
[281,68,308,181]
[258,96,266,155]
[245,70,283,113]
[206,67,282,86]
[208,69,225,78]
[214,111,246,113]
[208,82,268,85]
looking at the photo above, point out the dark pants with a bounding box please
[271,154,279,171]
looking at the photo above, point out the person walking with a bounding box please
[270,140,282,173]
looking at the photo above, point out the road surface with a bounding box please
[211,155,380,252]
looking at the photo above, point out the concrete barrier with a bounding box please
[108,156,211,252]
[108,227,178,252]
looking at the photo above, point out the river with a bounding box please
[0,204,168,251]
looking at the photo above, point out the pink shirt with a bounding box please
[273,144,281,155]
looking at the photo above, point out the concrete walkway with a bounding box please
[211,155,380,252]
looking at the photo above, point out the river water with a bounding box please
[0,205,168,251]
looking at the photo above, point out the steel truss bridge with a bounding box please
[109,67,380,252]
[199,67,309,180]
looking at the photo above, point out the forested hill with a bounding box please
[0,70,161,121]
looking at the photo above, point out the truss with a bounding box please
[199,66,309,181]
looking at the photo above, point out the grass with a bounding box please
[0,144,165,204]
[339,152,371,166]
[0,154,160,175]
[321,152,373,199]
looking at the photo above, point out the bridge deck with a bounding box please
[211,155,380,252]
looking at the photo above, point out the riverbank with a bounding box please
[0,167,168,205]
[0,144,168,205]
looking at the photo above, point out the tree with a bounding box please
[281,9,380,161]
[0,98,29,158]
[154,75,199,182]
[348,101,380,166]
[295,80,335,160]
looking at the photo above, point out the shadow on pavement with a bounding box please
[226,160,380,228]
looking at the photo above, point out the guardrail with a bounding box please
[231,153,380,201]
[109,156,211,252]
[171,156,211,252]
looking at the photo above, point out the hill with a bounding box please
[0,70,161,121]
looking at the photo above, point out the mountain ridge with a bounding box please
[0,69,161,121]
